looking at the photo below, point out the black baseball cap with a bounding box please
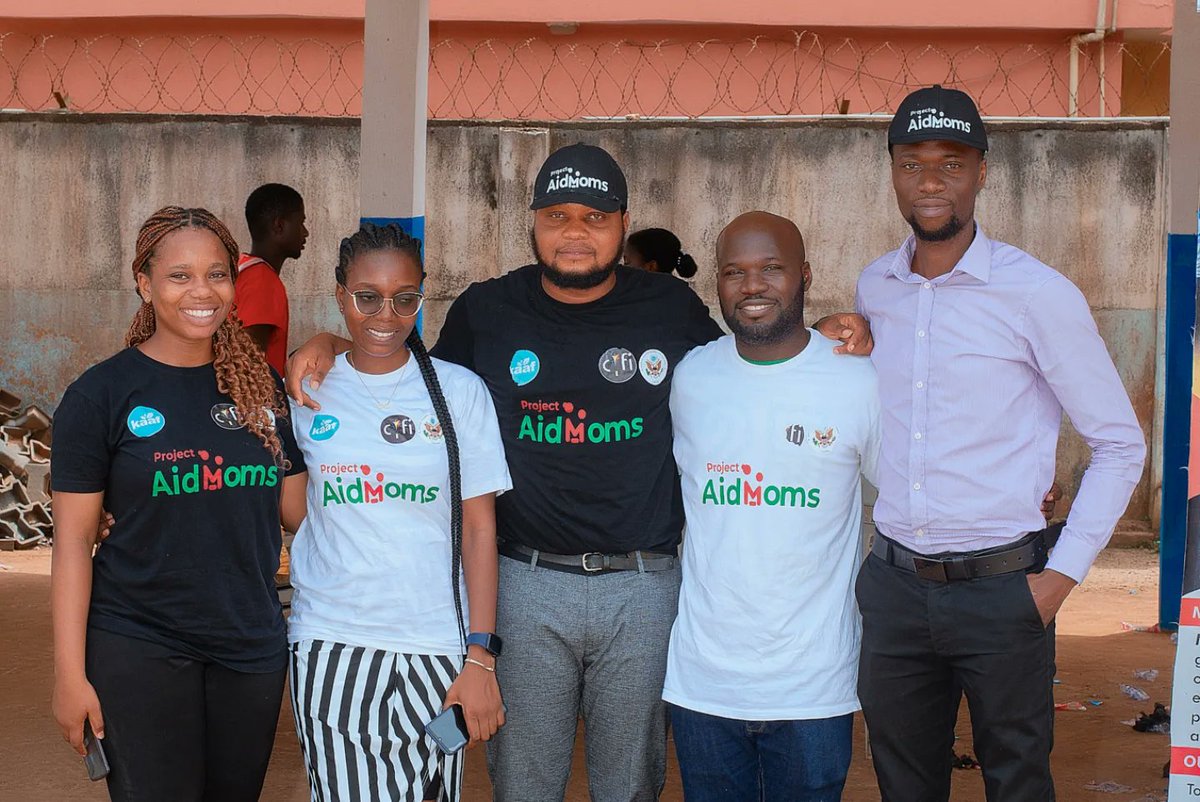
[888,85,988,153]
[530,143,628,213]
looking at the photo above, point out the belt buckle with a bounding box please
[581,552,605,573]
[912,556,949,582]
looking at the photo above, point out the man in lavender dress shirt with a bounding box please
[853,86,1147,801]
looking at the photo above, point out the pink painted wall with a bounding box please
[0,0,1175,30]
[0,8,1172,118]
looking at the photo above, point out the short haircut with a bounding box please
[245,183,304,240]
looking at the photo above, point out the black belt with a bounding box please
[871,522,1064,583]
[498,541,677,575]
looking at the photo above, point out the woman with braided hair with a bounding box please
[286,222,510,802]
[50,206,309,801]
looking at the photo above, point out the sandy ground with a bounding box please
[0,547,1174,801]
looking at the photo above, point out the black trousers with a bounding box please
[86,628,287,802]
[855,552,1056,802]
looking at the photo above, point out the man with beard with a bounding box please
[854,86,1146,800]
[435,143,724,801]
[665,211,879,801]
[286,143,739,800]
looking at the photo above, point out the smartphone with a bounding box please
[424,705,469,754]
[83,719,110,781]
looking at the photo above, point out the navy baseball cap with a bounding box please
[888,85,988,153]
[530,143,628,213]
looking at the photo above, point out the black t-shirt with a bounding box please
[432,265,721,554]
[51,348,306,672]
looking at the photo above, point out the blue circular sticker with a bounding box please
[310,414,340,441]
[509,350,540,386]
[126,405,165,438]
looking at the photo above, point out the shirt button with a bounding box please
[913,482,922,490]
[914,432,922,440]
[916,528,925,537]
[916,381,925,389]
[918,330,926,338]
[923,282,932,289]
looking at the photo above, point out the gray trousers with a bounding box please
[486,554,682,802]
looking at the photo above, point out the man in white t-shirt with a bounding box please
[665,211,880,801]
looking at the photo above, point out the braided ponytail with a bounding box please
[337,222,466,648]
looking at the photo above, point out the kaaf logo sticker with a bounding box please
[812,427,838,450]
[510,350,540,386]
[639,349,668,386]
[420,413,444,443]
[599,347,637,384]
[127,405,165,438]
[310,414,340,441]
[381,414,417,444]
[785,424,806,447]
[211,403,244,431]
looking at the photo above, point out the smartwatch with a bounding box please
[465,632,503,658]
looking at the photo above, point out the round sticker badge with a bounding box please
[420,413,444,443]
[639,349,669,386]
[510,350,540,386]
[126,405,166,438]
[380,414,417,444]
[598,347,638,384]
[210,403,244,431]
[310,414,340,441]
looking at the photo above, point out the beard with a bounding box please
[531,228,624,290]
[906,212,968,242]
[722,290,807,346]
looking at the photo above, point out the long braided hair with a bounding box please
[336,222,466,647]
[127,206,288,466]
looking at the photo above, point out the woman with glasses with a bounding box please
[286,222,511,802]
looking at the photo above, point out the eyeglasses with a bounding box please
[343,288,425,317]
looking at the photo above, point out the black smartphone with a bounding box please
[83,720,110,782]
[424,705,469,754]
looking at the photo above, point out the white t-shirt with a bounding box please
[663,332,881,721]
[288,352,512,656]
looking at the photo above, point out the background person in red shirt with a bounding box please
[236,183,308,376]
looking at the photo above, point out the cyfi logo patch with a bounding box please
[211,403,244,431]
[785,424,806,447]
[381,414,417,444]
[127,406,165,438]
[310,414,340,441]
[510,350,540,386]
[598,347,637,384]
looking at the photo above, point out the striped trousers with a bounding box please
[290,639,464,802]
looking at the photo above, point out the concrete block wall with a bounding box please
[0,114,1165,526]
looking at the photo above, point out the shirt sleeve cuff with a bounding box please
[1045,531,1101,584]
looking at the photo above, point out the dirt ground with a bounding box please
[0,547,1174,801]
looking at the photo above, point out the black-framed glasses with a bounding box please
[344,288,425,317]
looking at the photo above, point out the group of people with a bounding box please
[48,85,1146,802]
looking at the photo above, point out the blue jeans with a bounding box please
[669,704,853,802]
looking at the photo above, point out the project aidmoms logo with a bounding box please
[320,463,439,506]
[700,462,821,509]
[517,399,643,445]
[150,449,279,497]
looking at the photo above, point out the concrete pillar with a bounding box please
[360,0,429,245]
[1160,1,1200,625]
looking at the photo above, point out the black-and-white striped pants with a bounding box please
[290,640,464,802]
